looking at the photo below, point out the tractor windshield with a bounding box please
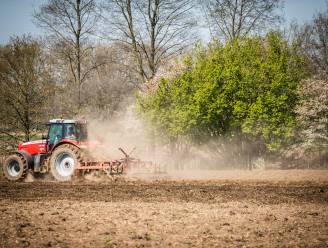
[48,124,63,146]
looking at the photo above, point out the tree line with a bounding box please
[0,0,327,168]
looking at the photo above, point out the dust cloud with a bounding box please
[86,104,160,161]
[83,103,270,181]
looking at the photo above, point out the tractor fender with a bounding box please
[15,150,33,168]
[51,141,80,153]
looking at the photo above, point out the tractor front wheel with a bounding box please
[50,145,80,181]
[3,154,28,181]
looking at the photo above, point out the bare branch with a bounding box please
[101,0,197,82]
[201,0,282,41]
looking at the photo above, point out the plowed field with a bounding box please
[0,170,328,247]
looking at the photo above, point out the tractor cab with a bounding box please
[46,119,88,151]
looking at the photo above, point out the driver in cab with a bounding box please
[65,126,76,140]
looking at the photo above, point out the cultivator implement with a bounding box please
[76,147,164,176]
[77,161,124,175]
[77,160,163,175]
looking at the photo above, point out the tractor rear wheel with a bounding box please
[3,154,28,181]
[50,144,81,181]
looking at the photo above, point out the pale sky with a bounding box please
[0,0,327,44]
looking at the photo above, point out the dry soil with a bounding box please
[0,170,328,248]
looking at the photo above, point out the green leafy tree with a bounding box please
[241,33,308,150]
[138,33,307,165]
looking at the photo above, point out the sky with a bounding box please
[0,0,327,44]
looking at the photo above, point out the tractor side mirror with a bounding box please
[42,134,47,140]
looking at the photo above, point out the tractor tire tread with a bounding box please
[3,153,28,181]
[50,144,80,181]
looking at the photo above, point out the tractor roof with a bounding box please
[48,119,87,124]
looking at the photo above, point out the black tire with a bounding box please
[3,154,28,181]
[50,144,81,181]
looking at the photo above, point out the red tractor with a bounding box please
[2,119,160,181]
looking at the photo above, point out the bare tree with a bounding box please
[294,8,328,76]
[83,43,138,119]
[201,0,282,41]
[0,36,54,142]
[101,0,197,83]
[34,0,100,111]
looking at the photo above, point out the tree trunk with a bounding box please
[76,0,82,111]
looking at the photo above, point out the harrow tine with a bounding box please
[103,168,111,177]
[118,148,129,158]
[128,147,136,157]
